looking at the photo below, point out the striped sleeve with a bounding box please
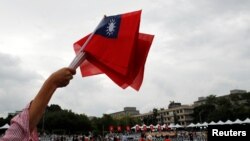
[0,103,38,141]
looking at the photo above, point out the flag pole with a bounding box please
[69,16,105,70]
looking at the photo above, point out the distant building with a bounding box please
[158,104,194,126]
[221,89,249,105]
[108,89,249,127]
[193,89,249,107]
[168,101,181,109]
[109,107,140,119]
[230,89,247,94]
[134,103,194,127]
[193,97,206,107]
[88,116,96,120]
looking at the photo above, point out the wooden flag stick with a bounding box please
[69,16,105,70]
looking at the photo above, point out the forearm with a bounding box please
[29,77,57,132]
[28,67,75,132]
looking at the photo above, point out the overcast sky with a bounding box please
[1,0,250,118]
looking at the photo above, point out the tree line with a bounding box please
[0,104,141,135]
[39,104,142,135]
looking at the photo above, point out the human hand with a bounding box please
[48,67,76,88]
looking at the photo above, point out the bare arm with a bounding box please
[28,67,76,132]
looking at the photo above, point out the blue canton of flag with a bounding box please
[95,15,121,38]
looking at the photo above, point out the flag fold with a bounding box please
[73,10,154,91]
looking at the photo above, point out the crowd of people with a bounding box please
[37,130,207,141]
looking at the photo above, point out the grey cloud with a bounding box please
[1,0,250,117]
[0,52,43,117]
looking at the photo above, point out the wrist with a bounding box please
[45,75,58,89]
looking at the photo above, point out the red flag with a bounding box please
[150,125,154,131]
[158,125,161,132]
[73,10,154,90]
[117,126,122,132]
[109,125,114,132]
[136,125,140,132]
[126,125,130,131]
[143,125,147,131]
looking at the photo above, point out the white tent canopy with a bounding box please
[168,123,175,128]
[216,120,224,125]
[208,121,217,125]
[131,124,140,129]
[200,122,208,127]
[168,123,183,128]
[161,124,167,128]
[187,122,207,127]
[243,118,250,124]
[0,124,10,129]
[232,119,243,124]
[130,117,250,130]
[224,120,233,125]
[187,123,196,127]
[195,123,202,127]
[140,124,147,129]
[149,124,154,129]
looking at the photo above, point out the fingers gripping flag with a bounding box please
[73,10,154,91]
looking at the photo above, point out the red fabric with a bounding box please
[109,125,114,132]
[117,126,122,132]
[158,125,161,131]
[150,125,154,131]
[73,10,154,90]
[143,125,147,131]
[126,125,130,131]
[139,138,146,141]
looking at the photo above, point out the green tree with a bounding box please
[0,117,5,127]
[193,93,250,123]
[152,108,158,125]
[37,104,91,134]
[101,114,117,132]
[47,104,62,112]
[143,115,153,125]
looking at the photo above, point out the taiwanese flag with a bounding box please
[109,125,114,132]
[117,126,122,132]
[158,125,161,132]
[126,125,131,131]
[150,124,154,131]
[73,10,154,90]
[143,125,147,131]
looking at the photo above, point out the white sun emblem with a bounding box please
[106,19,116,36]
